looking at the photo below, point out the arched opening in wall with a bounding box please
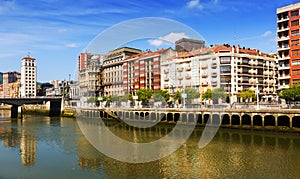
[253,115,262,126]
[204,114,210,124]
[264,115,275,126]
[144,112,150,120]
[292,116,300,128]
[117,111,122,118]
[212,114,220,125]
[174,113,180,122]
[100,111,104,118]
[197,114,202,124]
[104,111,108,118]
[167,113,173,122]
[134,112,140,120]
[159,113,166,121]
[232,115,240,125]
[124,112,129,119]
[188,113,195,123]
[181,113,187,122]
[242,114,251,125]
[278,116,290,127]
[129,112,134,120]
[221,114,230,125]
[150,113,156,121]
[140,112,145,120]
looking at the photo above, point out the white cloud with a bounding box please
[261,30,272,37]
[65,43,78,48]
[58,28,67,33]
[187,0,203,10]
[148,32,189,47]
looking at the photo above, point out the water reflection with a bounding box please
[0,114,299,178]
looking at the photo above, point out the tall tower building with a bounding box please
[21,56,37,97]
[277,2,300,90]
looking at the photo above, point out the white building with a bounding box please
[21,56,37,97]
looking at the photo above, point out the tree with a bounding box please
[153,90,170,102]
[119,93,133,102]
[280,83,300,102]
[211,88,226,101]
[183,87,200,104]
[87,96,98,104]
[238,89,256,102]
[202,88,226,104]
[174,90,181,103]
[136,88,153,105]
[202,89,212,100]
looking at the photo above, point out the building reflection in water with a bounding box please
[20,128,37,167]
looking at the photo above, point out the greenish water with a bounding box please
[0,110,300,178]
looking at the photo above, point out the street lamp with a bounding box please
[256,82,260,110]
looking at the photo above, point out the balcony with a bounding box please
[164,69,169,74]
[177,67,183,72]
[278,45,290,51]
[279,65,290,70]
[212,72,217,77]
[277,27,289,32]
[277,36,290,42]
[202,73,208,78]
[278,75,291,79]
[201,64,208,69]
[164,84,169,89]
[212,62,217,68]
[178,76,183,80]
[185,75,191,79]
[277,17,289,23]
[186,66,191,71]
[164,78,169,81]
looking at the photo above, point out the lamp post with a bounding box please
[256,82,260,110]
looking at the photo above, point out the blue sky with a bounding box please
[0,0,299,82]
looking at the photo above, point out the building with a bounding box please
[175,38,205,52]
[161,44,278,103]
[161,48,218,99]
[78,53,103,97]
[102,47,142,96]
[2,71,21,98]
[20,56,37,97]
[123,48,175,94]
[277,2,300,89]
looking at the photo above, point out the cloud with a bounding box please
[0,0,16,14]
[261,30,272,37]
[148,32,189,47]
[65,43,79,48]
[187,0,203,10]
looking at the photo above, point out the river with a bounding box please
[0,109,300,178]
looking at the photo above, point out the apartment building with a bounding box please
[20,56,37,97]
[3,71,21,98]
[161,44,278,102]
[78,53,103,97]
[161,48,219,97]
[102,47,141,96]
[277,2,300,89]
[123,48,175,94]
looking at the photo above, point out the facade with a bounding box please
[277,2,300,89]
[3,71,21,98]
[78,53,103,97]
[175,38,205,52]
[102,47,141,96]
[21,56,37,97]
[161,45,278,103]
[123,48,175,94]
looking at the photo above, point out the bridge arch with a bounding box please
[232,115,240,126]
[242,114,251,125]
[278,115,290,127]
[292,116,300,128]
[221,114,230,125]
[264,115,275,126]
[253,115,262,126]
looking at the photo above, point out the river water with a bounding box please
[0,109,300,178]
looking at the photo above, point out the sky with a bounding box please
[0,0,299,82]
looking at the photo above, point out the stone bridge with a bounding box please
[0,97,62,118]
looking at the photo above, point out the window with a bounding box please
[292,59,300,66]
[291,10,299,17]
[291,20,299,26]
[292,69,300,76]
[291,39,300,46]
[292,49,300,56]
[292,29,300,37]
[220,66,231,73]
[220,56,231,64]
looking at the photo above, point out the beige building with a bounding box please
[21,56,37,97]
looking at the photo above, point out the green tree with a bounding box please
[174,90,181,103]
[153,90,170,102]
[119,93,133,102]
[280,83,300,102]
[238,89,256,102]
[211,88,226,102]
[183,87,200,104]
[136,88,153,105]
[202,89,212,100]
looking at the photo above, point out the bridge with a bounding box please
[0,97,62,118]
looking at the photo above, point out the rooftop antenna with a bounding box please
[234,33,237,47]
[27,51,30,57]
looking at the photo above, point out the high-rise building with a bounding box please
[277,2,300,90]
[21,56,37,97]
[3,71,21,97]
